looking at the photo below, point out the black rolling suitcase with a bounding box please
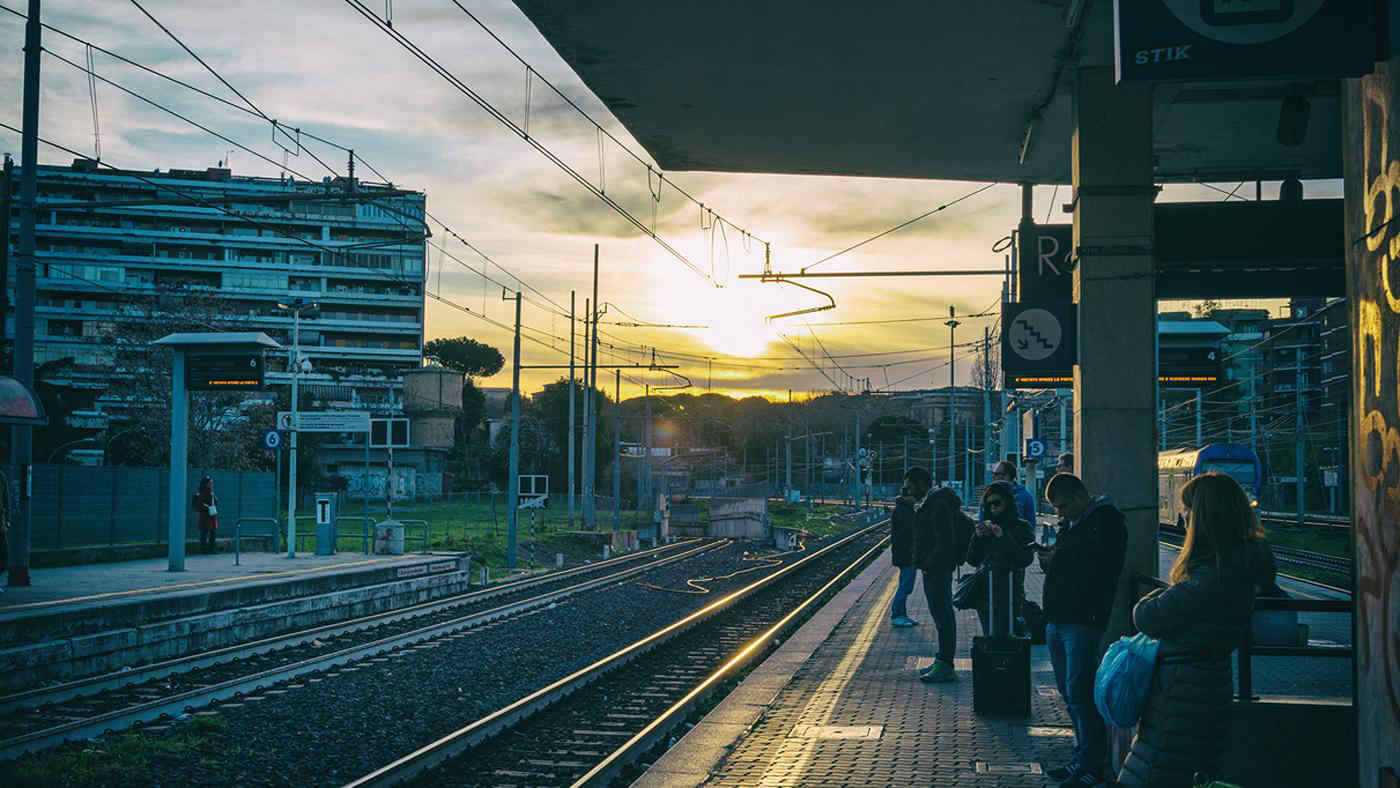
[972,568,1031,715]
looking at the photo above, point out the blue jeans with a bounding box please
[891,566,919,620]
[921,568,956,663]
[1047,622,1107,775]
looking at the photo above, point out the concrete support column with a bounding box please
[1071,67,1156,635]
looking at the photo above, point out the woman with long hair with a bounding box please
[1116,472,1276,787]
[966,481,1034,636]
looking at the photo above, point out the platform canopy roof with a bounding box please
[512,1,1341,183]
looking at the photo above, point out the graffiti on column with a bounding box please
[1349,64,1400,788]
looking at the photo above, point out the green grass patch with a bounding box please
[1263,523,1350,559]
[767,502,857,538]
[7,716,226,788]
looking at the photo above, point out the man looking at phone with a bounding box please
[1037,473,1127,788]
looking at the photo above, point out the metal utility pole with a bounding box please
[644,383,653,509]
[852,412,861,504]
[1,155,12,354]
[1195,389,1203,447]
[1295,345,1305,526]
[613,369,621,530]
[785,389,793,496]
[1249,362,1258,455]
[506,290,522,567]
[581,297,593,528]
[287,311,301,557]
[983,326,992,489]
[946,306,961,491]
[586,246,599,527]
[902,434,909,480]
[8,0,41,586]
[568,290,576,527]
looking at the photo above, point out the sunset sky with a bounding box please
[0,1,1306,400]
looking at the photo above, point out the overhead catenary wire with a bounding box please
[799,182,1000,273]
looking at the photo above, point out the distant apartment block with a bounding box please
[5,158,426,424]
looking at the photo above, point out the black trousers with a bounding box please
[200,529,217,553]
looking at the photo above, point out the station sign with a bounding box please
[276,410,371,432]
[1158,346,1222,388]
[1002,301,1077,389]
[1114,0,1375,84]
[1016,223,1072,304]
[187,352,265,391]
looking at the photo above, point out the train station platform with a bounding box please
[639,547,1353,787]
[0,549,472,692]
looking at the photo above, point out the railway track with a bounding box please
[1159,524,1350,578]
[343,520,890,788]
[0,539,718,762]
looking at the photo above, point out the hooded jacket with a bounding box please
[965,508,1034,572]
[1041,494,1127,628]
[912,486,961,572]
[1117,539,1277,788]
[890,495,917,567]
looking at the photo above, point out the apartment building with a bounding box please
[5,158,426,447]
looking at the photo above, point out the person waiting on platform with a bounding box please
[889,480,921,628]
[1116,472,1276,788]
[1038,473,1127,788]
[193,475,220,554]
[986,460,1036,525]
[907,467,959,683]
[1056,452,1074,476]
[966,481,1034,636]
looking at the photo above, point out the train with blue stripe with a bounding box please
[1158,443,1263,528]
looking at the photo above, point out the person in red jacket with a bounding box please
[193,475,219,553]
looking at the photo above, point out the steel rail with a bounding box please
[0,539,703,716]
[0,540,720,761]
[342,519,890,788]
[572,536,889,786]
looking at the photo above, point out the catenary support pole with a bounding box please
[168,350,187,571]
[507,291,522,568]
[287,308,301,558]
[581,297,592,527]
[1195,389,1203,447]
[8,0,42,586]
[568,290,576,527]
[946,306,960,490]
[586,246,599,527]
[613,369,620,530]
[1296,345,1305,526]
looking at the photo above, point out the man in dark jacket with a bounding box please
[1038,473,1127,788]
[889,483,920,627]
[910,469,961,683]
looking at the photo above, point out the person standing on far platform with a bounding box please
[1037,473,1127,788]
[193,475,220,554]
[1117,472,1276,788]
[908,467,960,683]
[1056,452,1074,476]
[889,481,921,627]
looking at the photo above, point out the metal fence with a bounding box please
[16,464,276,551]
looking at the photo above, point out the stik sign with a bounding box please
[1114,0,1375,83]
[1017,224,1072,304]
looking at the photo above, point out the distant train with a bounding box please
[1158,443,1263,528]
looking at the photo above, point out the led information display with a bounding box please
[186,353,265,391]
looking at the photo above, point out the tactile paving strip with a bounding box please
[701,564,1077,787]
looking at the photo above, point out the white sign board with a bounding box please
[277,410,371,432]
[315,496,333,526]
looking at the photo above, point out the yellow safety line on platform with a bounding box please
[1,556,404,611]
[753,566,897,787]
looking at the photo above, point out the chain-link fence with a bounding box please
[13,464,275,551]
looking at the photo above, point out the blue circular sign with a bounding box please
[263,429,285,451]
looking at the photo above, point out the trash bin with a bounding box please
[314,492,337,556]
[374,519,405,555]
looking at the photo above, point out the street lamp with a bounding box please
[274,297,319,558]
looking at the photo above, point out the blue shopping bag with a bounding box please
[1094,632,1161,729]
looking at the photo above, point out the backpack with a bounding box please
[952,509,975,566]
[1093,632,1161,729]
[1021,600,1046,644]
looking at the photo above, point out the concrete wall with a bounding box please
[709,497,768,541]
[1343,61,1400,788]
[403,367,464,411]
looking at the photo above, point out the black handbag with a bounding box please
[952,566,989,610]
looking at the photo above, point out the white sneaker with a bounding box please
[891,616,917,627]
